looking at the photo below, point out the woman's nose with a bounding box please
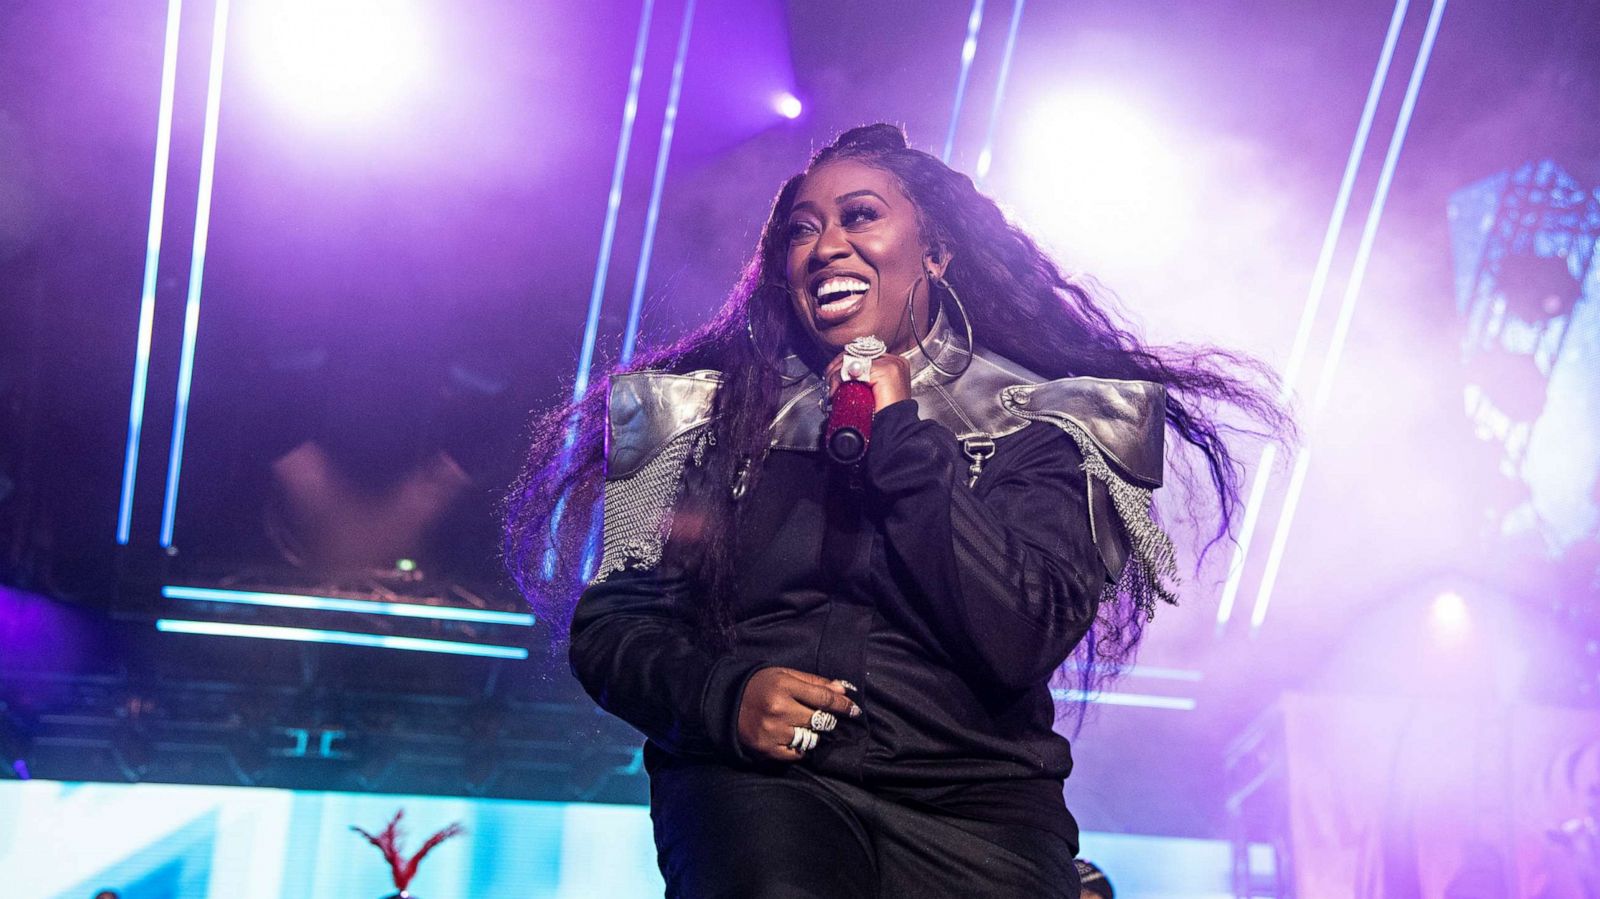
[812,222,852,264]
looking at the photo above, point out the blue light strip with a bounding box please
[1127,665,1204,682]
[974,0,1024,185]
[1250,0,1449,634]
[942,0,986,164]
[162,585,535,626]
[158,0,231,548]
[572,0,655,403]
[620,0,697,365]
[544,0,657,580]
[1215,0,1411,628]
[116,0,185,545]
[1052,690,1196,711]
[1071,664,1204,681]
[156,619,529,659]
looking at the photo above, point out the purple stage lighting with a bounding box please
[775,92,803,120]
[245,0,432,123]
[1429,591,1470,644]
[1009,90,1185,268]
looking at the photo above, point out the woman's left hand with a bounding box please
[825,350,912,413]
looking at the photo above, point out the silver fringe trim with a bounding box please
[1010,411,1180,619]
[591,425,713,584]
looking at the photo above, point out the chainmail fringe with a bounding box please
[591,425,714,583]
[1023,415,1180,620]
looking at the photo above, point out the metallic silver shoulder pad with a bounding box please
[911,347,1044,440]
[999,376,1176,606]
[604,370,722,479]
[999,377,1166,488]
[766,347,1049,450]
[593,370,722,582]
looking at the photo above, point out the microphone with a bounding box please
[826,336,886,464]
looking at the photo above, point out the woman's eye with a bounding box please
[841,204,880,227]
[787,220,817,241]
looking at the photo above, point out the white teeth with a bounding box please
[816,277,870,302]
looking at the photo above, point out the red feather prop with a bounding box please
[352,809,466,891]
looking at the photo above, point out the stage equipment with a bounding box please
[1450,161,1600,562]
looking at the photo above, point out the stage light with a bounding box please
[245,0,433,123]
[156,619,530,659]
[775,92,803,120]
[1052,689,1196,711]
[1430,590,1470,643]
[162,585,535,626]
[1008,90,1187,264]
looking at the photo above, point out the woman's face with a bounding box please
[783,160,940,355]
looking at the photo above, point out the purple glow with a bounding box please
[775,92,803,120]
[9,760,27,781]
[1429,591,1470,643]
[1009,89,1186,268]
[244,0,433,124]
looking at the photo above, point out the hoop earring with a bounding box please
[746,292,809,386]
[908,271,975,378]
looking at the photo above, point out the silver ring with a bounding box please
[809,709,837,733]
[844,335,887,359]
[789,726,818,753]
[842,355,873,382]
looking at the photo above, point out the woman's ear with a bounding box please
[924,244,953,280]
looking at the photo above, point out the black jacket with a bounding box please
[570,354,1180,850]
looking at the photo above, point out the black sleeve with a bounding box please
[569,566,766,761]
[863,398,1104,691]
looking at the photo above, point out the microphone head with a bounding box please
[827,427,867,464]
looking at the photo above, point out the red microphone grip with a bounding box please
[826,380,875,464]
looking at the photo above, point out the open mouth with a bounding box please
[813,276,870,324]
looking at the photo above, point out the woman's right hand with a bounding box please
[737,667,861,762]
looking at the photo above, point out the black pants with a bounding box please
[649,761,1081,899]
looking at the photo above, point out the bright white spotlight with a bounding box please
[247,0,432,123]
[1429,591,1470,643]
[1004,90,1190,271]
[775,92,803,120]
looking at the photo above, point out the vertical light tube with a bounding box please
[543,0,657,579]
[159,0,230,549]
[620,0,697,366]
[116,0,185,545]
[974,0,1024,185]
[571,0,656,404]
[942,0,986,164]
[592,0,699,580]
[1249,0,1449,633]
[1214,0,1411,627]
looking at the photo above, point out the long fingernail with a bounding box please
[849,703,862,718]
[833,679,858,693]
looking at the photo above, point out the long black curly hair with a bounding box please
[505,124,1291,698]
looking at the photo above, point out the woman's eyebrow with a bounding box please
[836,189,887,205]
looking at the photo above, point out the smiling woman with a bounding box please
[506,124,1291,897]
[783,164,941,354]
